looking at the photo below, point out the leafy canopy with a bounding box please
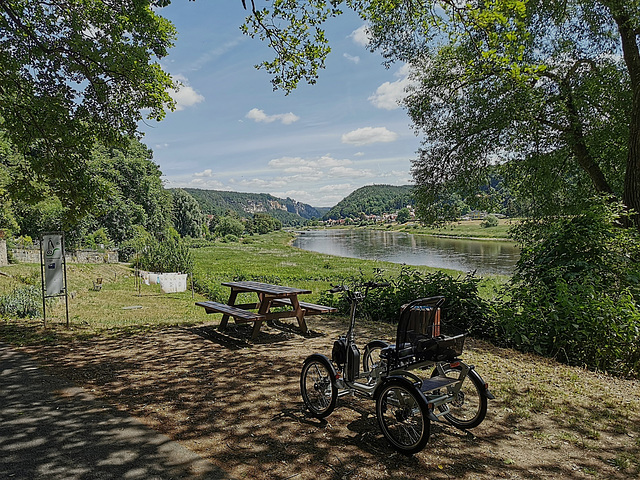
[0,0,176,214]
[242,1,640,225]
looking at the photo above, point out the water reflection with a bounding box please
[293,229,519,276]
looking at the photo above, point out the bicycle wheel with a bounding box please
[376,378,430,454]
[300,354,338,418]
[363,340,389,372]
[434,365,487,429]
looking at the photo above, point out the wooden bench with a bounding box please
[196,300,268,340]
[271,298,337,315]
[196,301,266,323]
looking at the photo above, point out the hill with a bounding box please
[323,184,414,220]
[181,188,321,226]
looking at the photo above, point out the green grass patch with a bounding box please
[1,231,509,340]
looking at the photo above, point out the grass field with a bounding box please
[352,218,516,239]
[0,230,506,338]
[2,231,639,479]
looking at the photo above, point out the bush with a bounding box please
[481,214,499,228]
[137,230,194,273]
[500,200,640,376]
[215,216,245,238]
[0,286,42,318]
[319,266,492,334]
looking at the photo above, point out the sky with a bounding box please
[139,1,421,208]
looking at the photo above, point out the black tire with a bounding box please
[300,354,338,418]
[433,365,487,429]
[362,340,389,372]
[375,378,430,454]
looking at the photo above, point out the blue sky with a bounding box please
[140,1,420,208]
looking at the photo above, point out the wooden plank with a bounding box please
[195,301,266,322]
[221,281,312,296]
[271,298,337,314]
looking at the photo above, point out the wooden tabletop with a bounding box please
[221,281,312,297]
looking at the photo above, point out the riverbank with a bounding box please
[308,218,516,240]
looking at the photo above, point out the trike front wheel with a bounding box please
[363,340,389,373]
[376,378,430,454]
[300,354,338,418]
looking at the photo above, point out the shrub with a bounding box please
[501,200,640,376]
[137,230,194,273]
[481,214,499,228]
[0,286,42,318]
[319,266,492,334]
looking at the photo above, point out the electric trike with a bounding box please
[300,282,494,454]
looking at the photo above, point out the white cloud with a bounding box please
[368,64,414,110]
[341,127,399,146]
[188,178,225,189]
[343,53,360,64]
[194,169,213,177]
[349,25,370,47]
[246,108,300,125]
[169,74,205,111]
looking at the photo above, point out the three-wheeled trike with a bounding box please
[300,282,494,454]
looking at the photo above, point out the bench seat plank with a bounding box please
[271,298,337,314]
[196,301,266,322]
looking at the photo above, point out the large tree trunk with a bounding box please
[613,5,640,229]
[625,98,640,229]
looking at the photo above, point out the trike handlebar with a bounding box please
[329,281,390,294]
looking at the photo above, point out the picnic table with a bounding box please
[196,281,336,339]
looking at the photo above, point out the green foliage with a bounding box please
[319,266,491,334]
[89,140,173,242]
[83,228,112,251]
[182,188,319,226]
[0,1,176,216]
[323,185,414,220]
[396,207,411,224]
[171,189,205,238]
[137,230,194,274]
[500,201,640,375]
[215,216,245,238]
[246,213,282,235]
[481,215,500,228]
[8,138,172,247]
[0,286,41,318]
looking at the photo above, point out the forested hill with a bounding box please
[323,185,414,220]
[182,188,321,226]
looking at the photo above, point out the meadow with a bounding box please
[1,231,639,478]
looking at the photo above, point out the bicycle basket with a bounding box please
[395,297,466,362]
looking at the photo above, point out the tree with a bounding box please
[243,1,640,228]
[171,189,205,238]
[246,213,282,234]
[215,215,245,238]
[0,0,176,216]
[396,207,411,224]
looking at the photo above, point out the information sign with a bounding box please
[43,234,64,296]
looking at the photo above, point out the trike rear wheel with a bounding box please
[433,365,487,429]
[300,354,338,418]
[376,378,430,454]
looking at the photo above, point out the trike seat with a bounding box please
[381,297,466,366]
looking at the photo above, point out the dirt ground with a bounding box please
[16,316,640,480]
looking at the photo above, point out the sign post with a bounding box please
[40,232,69,327]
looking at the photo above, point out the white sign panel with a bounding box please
[43,234,63,295]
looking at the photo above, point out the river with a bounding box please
[292,229,519,276]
